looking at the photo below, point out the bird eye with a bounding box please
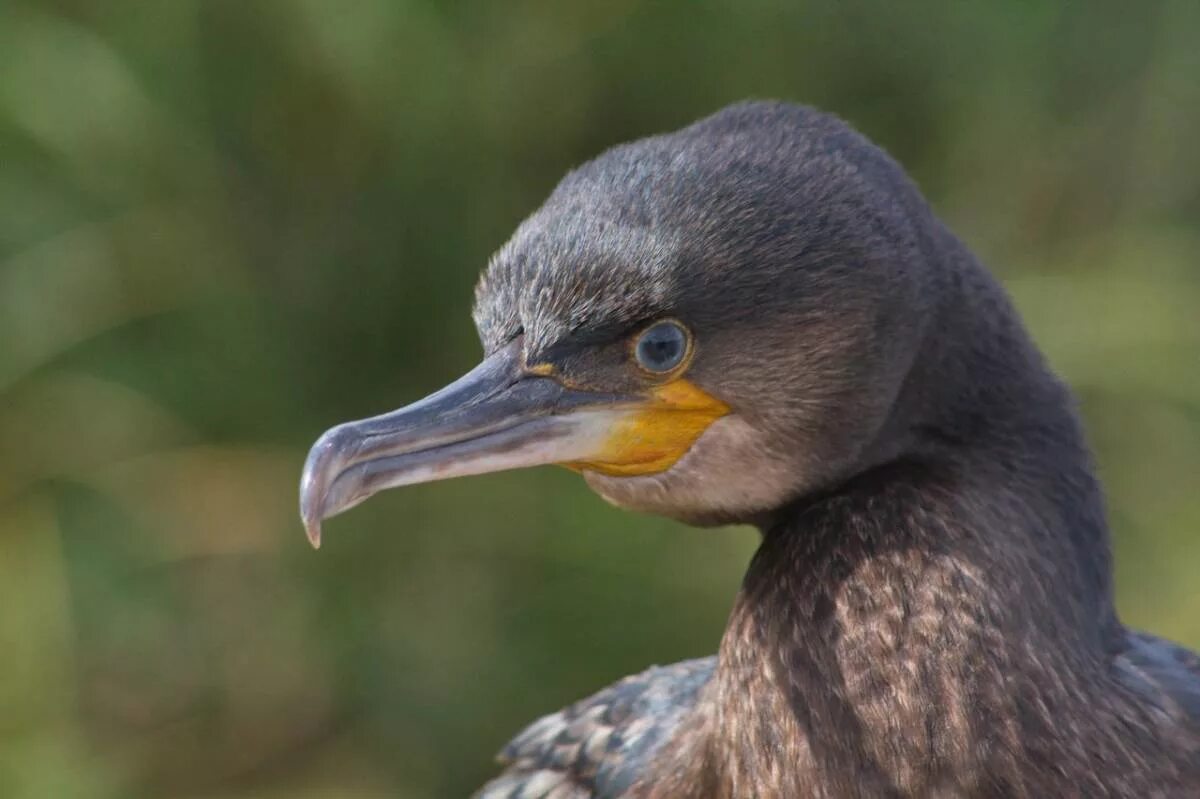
[634,320,690,374]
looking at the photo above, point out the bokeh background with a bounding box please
[2,1,1198,796]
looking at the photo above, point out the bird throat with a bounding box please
[645,453,1128,798]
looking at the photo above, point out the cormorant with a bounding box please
[299,102,1200,797]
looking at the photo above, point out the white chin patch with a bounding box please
[580,415,802,526]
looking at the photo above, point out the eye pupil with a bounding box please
[635,321,689,373]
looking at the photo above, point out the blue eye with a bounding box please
[635,321,690,373]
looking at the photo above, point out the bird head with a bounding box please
[300,102,944,545]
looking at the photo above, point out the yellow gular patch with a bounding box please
[568,379,730,476]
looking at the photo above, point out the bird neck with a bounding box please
[700,245,1128,795]
[708,455,1111,791]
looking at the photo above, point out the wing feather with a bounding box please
[1115,630,1200,729]
[474,657,715,799]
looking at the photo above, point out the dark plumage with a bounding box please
[301,102,1200,797]
[480,658,716,799]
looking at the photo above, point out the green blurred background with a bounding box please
[2,1,1198,796]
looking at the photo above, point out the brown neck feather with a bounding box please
[648,448,1194,797]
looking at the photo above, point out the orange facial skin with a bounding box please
[565,379,729,476]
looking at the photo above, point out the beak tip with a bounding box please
[300,495,324,548]
[301,431,344,550]
[300,465,327,550]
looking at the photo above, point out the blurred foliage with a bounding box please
[1,1,1198,796]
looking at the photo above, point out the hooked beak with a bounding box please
[299,341,728,547]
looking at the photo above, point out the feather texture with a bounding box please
[475,658,714,799]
